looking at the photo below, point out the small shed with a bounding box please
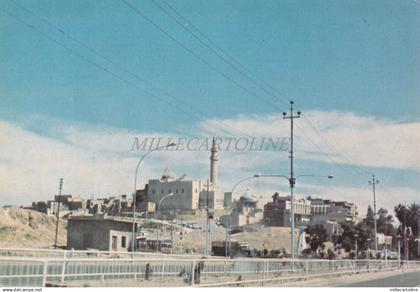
[67,214,138,251]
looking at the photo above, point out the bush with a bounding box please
[327,249,335,260]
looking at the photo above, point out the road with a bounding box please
[340,270,420,287]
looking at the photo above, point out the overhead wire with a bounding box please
[5,1,386,193]
[120,0,284,112]
[141,0,375,184]
[4,1,255,140]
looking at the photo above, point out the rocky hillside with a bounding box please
[0,207,67,248]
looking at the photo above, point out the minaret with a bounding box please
[210,137,219,187]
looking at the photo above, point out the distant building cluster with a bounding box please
[28,136,369,254]
[218,191,360,240]
[30,138,227,220]
[220,190,263,228]
[263,193,359,237]
[30,194,135,218]
[30,194,88,217]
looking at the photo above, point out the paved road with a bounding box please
[341,271,420,287]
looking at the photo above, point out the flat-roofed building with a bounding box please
[263,193,311,227]
[147,169,204,211]
[67,215,138,251]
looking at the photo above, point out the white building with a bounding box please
[147,169,203,211]
[145,138,224,212]
[220,190,263,228]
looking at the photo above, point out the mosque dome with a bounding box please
[161,167,175,180]
[240,189,258,203]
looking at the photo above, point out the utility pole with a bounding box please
[369,175,379,251]
[205,179,210,256]
[54,178,63,249]
[283,100,301,259]
[224,212,232,258]
[417,210,420,258]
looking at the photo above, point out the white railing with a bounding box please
[0,247,201,259]
[1,252,419,287]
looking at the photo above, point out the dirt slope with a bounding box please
[0,207,67,248]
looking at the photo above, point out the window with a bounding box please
[152,189,155,194]
[169,189,171,193]
[121,236,127,248]
[175,189,178,193]
[181,189,184,193]
[111,235,118,251]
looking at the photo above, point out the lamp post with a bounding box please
[354,234,359,260]
[226,174,261,257]
[229,173,333,259]
[258,174,333,258]
[155,192,175,252]
[369,175,379,252]
[131,142,176,253]
[157,192,175,218]
[367,238,371,259]
[54,178,63,249]
[396,235,401,268]
[417,210,420,259]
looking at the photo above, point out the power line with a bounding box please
[5,1,387,194]
[0,7,193,121]
[294,122,361,180]
[159,0,291,106]
[151,0,290,107]
[120,0,284,112]
[300,114,374,179]
[3,2,251,139]
[122,1,407,209]
[144,0,377,182]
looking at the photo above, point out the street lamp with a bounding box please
[396,235,402,268]
[369,176,379,252]
[354,234,359,260]
[257,173,333,259]
[224,174,261,257]
[228,173,333,259]
[155,192,174,252]
[417,210,420,258]
[131,142,176,253]
[231,174,262,196]
[157,192,175,218]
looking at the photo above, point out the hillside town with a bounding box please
[22,138,410,261]
[1,0,419,288]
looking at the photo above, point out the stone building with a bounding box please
[220,190,263,228]
[263,193,311,227]
[310,198,359,225]
[67,214,137,251]
[147,169,204,212]
[142,138,224,213]
[31,194,88,218]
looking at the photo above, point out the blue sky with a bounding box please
[0,0,419,214]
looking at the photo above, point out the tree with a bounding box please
[394,203,420,259]
[305,224,328,256]
[376,208,395,236]
[364,205,375,229]
[355,221,374,250]
[336,221,357,252]
[336,221,373,253]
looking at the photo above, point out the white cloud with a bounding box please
[0,110,418,211]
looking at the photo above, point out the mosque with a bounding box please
[138,138,225,213]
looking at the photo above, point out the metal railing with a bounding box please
[0,247,201,259]
[0,248,419,287]
[1,253,419,287]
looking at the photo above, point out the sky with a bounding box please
[0,0,419,217]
